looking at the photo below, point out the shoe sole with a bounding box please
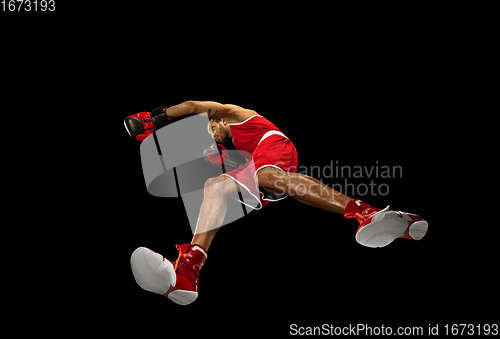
[131,247,199,305]
[408,220,428,240]
[355,211,428,248]
[168,290,198,305]
[130,247,176,294]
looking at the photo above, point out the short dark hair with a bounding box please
[207,118,222,138]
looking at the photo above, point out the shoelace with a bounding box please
[354,212,371,224]
[173,244,188,272]
[354,205,390,224]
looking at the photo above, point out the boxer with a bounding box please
[126,101,428,305]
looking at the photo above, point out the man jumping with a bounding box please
[124,101,428,305]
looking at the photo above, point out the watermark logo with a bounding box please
[139,113,256,234]
[295,160,402,197]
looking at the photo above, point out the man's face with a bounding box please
[209,119,230,144]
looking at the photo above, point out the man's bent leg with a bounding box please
[256,167,353,215]
[256,167,428,247]
[191,176,239,251]
[131,178,240,305]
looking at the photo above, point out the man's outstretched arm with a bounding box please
[166,101,239,120]
[124,101,255,141]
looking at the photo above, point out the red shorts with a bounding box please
[222,134,298,210]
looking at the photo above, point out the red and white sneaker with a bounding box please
[344,199,428,248]
[130,244,207,305]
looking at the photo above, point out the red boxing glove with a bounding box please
[203,144,240,172]
[124,111,155,141]
[124,107,173,141]
[205,144,229,165]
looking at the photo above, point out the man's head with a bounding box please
[207,117,231,144]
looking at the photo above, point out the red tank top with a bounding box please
[229,115,284,156]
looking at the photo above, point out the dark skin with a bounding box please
[163,101,353,251]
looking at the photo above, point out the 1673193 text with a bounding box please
[1,0,55,11]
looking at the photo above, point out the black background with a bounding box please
[3,4,495,337]
[104,63,495,335]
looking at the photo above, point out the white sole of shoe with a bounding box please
[131,247,199,306]
[355,211,427,248]
[408,220,428,240]
[130,247,176,294]
[168,290,198,305]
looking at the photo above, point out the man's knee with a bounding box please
[256,167,288,194]
[204,176,223,189]
[204,176,235,197]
